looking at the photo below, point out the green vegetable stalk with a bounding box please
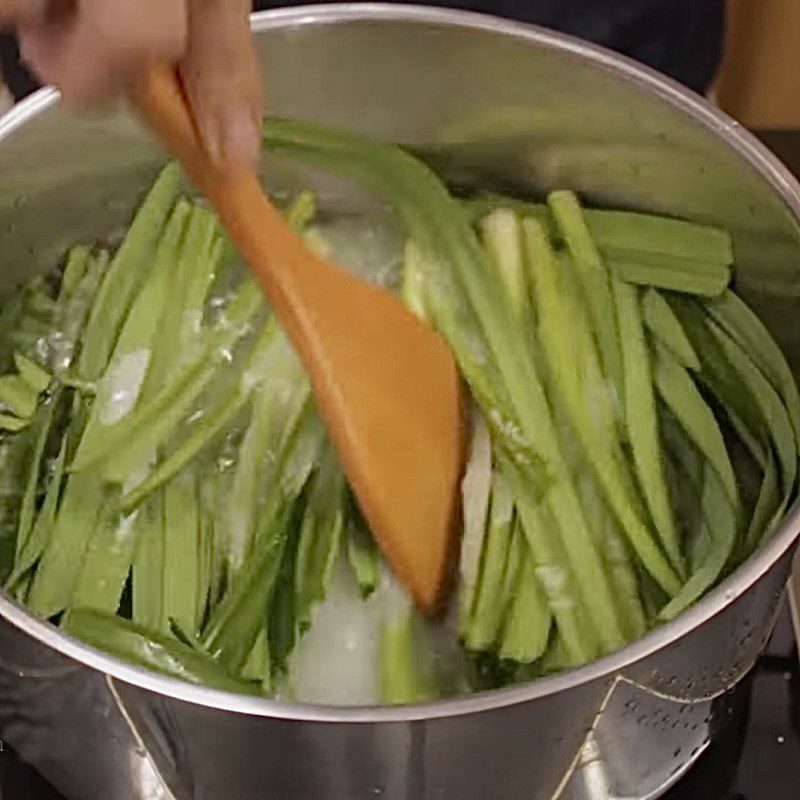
[1,117,796,704]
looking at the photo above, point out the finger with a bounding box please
[180,0,262,174]
[21,0,188,105]
[0,0,49,26]
[18,19,116,103]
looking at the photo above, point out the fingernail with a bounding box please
[216,106,260,174]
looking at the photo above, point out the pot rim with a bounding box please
[1,2,799,724]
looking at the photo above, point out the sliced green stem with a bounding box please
[345,504,381,599]
[498,527,552,663]
[642,288,700,371]
[79,163,182,380]
[658,464,736,621]
[548,190,623,402]
[62,608,253,694]
[464,470,514,652]
[606,249,730,297]
[614,280,683,574]
[132,493,165,631]
[653,342,738,507]
[380,609,437,704]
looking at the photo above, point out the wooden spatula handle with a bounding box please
[131,64,305,306]
[132,64,216,191]
[132,65,465,614]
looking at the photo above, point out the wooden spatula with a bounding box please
[132,65,465,614]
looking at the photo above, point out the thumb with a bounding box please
[180,0,261,174]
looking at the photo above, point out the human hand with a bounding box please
[0,0,262,172]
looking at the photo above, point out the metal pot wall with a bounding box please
[0,6,798,799]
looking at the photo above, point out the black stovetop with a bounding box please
[665,601,800,800]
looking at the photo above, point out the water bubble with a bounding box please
[186,408,205,425]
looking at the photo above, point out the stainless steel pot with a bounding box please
[0,6,798,799]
